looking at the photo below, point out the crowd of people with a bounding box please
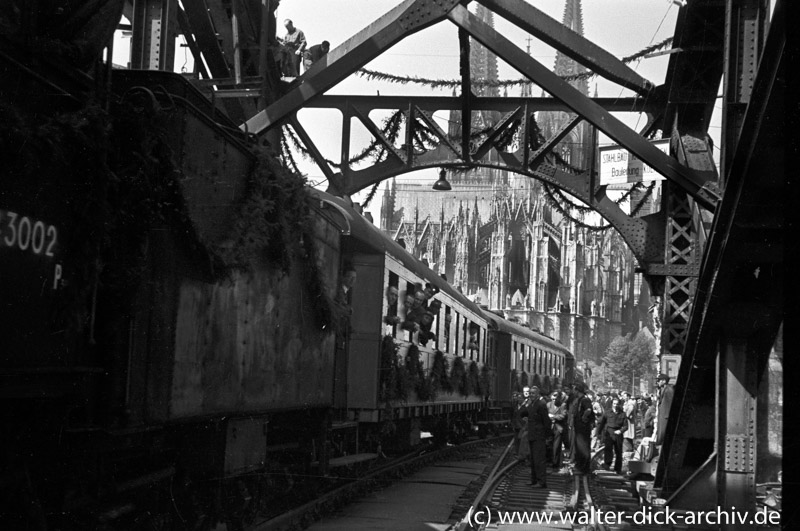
[512,375,674,487]
[278,18,330,78]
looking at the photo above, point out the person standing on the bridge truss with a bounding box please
[280,19,306,77]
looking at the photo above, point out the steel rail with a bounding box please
[251,435,511,531]
[455,437,516,531]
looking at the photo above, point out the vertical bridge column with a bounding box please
[717,335,757,527]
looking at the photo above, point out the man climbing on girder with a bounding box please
[303,40,330,73]
[280,19,306,77]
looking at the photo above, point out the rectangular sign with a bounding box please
[599,139,670,185]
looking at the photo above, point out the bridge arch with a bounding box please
[331,159,664,266]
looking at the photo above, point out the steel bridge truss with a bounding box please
[243,0,722,274]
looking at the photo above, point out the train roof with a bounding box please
[483,312,572,356]
[307,188,488,321]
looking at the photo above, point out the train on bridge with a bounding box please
[1,64,574,528]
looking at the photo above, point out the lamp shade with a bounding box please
[432,168,451,191]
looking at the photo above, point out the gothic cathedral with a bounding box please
[379,1,656,369]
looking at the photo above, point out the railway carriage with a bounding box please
[312,191,497,450]
[312,190,576,452]
[487,315,575,424]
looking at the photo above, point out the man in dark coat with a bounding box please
[655,373,674,445]
[548,391,567,468]
[563,385,576,462]
[572,382,594,475]
[643,397,656,438]
[513,388,532,458]
[597,398,628,473]
[523,386,552,488]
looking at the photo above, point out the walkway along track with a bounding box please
[250,436,512,531]
[453,445,659,531]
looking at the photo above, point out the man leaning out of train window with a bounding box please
[383,286,401,326]
[401,289,422,332]
[467,323,480,350]
[402,288,428,327]
[417,299,441,346]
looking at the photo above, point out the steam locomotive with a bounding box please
[1,64,573,529]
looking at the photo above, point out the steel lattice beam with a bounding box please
[300,95,652,113]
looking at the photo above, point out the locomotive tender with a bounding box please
[1,64,574,528]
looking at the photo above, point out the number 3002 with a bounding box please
[1,210,58,257]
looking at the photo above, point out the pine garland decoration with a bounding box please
[405,344,424,388]
[354,38,674,90]
[380,335,399,402]
[431,351,452,393]
[450,357,468,396]
[396,363,411,402]
[468,361,481,396]
[416,375,435,402]
[480,365,493,398]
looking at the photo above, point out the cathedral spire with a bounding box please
[521,36,534,98]
[552,0,588,95]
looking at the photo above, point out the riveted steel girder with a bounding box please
[447,5,720,211]
[243,0,461,135]
[479,0,656,96]
[302,95,651,114]
[656,0,785,496]
[332,135,664,266]
[661,0,726,136]
[182,0,232,77]
[721,0,770,187]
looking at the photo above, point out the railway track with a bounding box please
[453,444,646,531]
[250,436,511,531]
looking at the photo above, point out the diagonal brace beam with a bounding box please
[350,106,407,164]
[415,107,462,158]
[448,5,720,211]
[479,0,655,96]
[287,115,335,181]
[175,6,210,79]
[472,107,523,160]
[182,0,232,77]
[529,113,582,167]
